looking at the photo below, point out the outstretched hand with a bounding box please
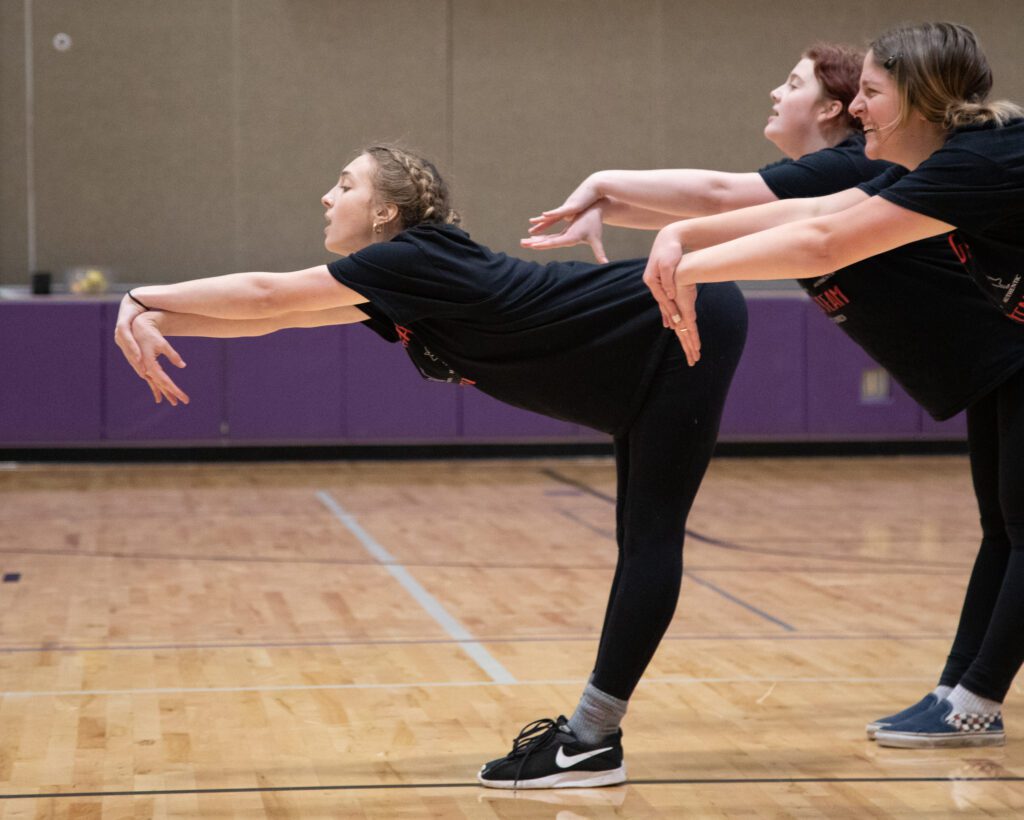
[114,305,191,406]
[525,177,602,238]
[520,204,609,263]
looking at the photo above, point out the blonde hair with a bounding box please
[362,144,461,230]
[870,22,1023,130]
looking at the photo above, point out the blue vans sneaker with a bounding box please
[478,716,626,789]
[874,698,1005,748]
[865,693,938,740]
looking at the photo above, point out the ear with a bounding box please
[375,202,399,225]
[818,98,843,123]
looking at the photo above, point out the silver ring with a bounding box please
[679,328,689,333]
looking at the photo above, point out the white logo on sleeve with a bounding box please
[555,745,613,768]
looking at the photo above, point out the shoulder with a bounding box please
[919,120,1024,177]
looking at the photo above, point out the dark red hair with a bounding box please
[804,42,865,132]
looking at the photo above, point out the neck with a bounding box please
[899,125,948,170]
[783,125,853,159]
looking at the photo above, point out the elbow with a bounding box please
[250,274,282,316]
[704,177,734,214]
[799,219,845,273]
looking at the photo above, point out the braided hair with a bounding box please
[363,144,461,230]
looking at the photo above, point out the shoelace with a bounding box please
[506,717,563,787]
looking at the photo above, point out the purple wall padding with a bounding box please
[102,304,226,441]
[0,302,104,442]
[920,409,967,438]
[0,298,973,446]
[719,296,807,436]
[461,389,578,440]
[342,325,459,440]
[225,326,345,440]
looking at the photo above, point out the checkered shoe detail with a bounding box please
[949,711,1002,733]
[874,698,1005,748]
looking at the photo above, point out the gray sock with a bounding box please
[567,683,628,745]
[932,684,954,700]
[947,684,1002,715]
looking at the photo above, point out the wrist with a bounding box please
[127,289,152,311]
[589,171,610,198]
[138,308,165,328]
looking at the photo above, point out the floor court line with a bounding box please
[0,674,936,699]
[542,468,975,569]
[2,773,1022,801]
[556,504,797,631]
[0,545,974,574]
[685,572,796,632]
[0,632,954,655]
[315,489,515,685]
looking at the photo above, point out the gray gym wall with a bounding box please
[1,0,1022,286]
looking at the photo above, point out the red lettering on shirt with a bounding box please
[1010,299,1024,324]
[812,285,850,315]
[948,233,972,265]
[395,324,413,348]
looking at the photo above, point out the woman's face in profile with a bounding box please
[765,57,829,157]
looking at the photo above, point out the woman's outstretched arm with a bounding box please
[117,305,368,406]
[652,194,954,362]
[129,265,367,320]
[522,171,777,260]
[530,169,775,230]
[115,264,367,364]
[674,195,953,286]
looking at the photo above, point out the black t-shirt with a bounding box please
[327,223,671,435]
[761,135,1024,419]
[859,119,1024,322]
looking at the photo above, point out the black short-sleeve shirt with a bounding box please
[859,120,1024,321]
[327,223,671,435]
[761,135,1024,419]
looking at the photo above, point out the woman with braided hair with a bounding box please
[113,143,747,788]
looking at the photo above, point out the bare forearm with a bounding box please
[132,272,286,319]
[663,196,825,251]
[130,264,364,319]
[150,305,368,338]
[599,197,680,229]
[676,218,835,284]
[594,169,771,216]
[664,184,871,252]
[675,193,952,286]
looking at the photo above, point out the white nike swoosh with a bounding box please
[555,745,613,768]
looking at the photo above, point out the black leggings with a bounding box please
[591,282,747,700]
[939,365,1024,701]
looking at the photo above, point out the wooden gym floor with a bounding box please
[0,454,1022,818]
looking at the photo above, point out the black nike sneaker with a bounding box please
[477,716,626,789]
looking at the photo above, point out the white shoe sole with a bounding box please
[874,730,1005,749]
[477,765,626,789]
[865,721,883,740]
